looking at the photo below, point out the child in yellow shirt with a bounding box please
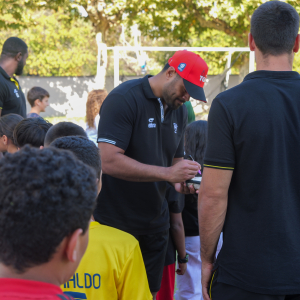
[50,136,152,300]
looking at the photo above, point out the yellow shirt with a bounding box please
[62,221,152,300]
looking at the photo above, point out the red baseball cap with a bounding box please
[168,50,208,102]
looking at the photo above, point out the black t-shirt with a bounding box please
[204,71,300,295]
[164,183,185,266]
[182,193,199,237]
[94,75,187,235]
[0,67,26,117]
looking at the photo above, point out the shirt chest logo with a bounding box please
[14,89,19,98]
[148,118,156,128]
[173,123,178,133]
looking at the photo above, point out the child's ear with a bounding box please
[96,175,102,195]
[2,135,8,145]
[33,99,40,107]
[65,228,83,262]
[40,146,44,149]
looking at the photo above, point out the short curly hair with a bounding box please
[44,122,87,146]
[50,136,101,179]
[13,118,53,147]
[0,146,97,273]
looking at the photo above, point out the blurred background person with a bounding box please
[85,89,107,145]
[0,37,28,118]
[27,87,50,118]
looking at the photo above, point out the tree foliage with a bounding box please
[1,0,300,77]
[0,8,97,76]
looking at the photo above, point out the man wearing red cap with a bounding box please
[95,50,208,298]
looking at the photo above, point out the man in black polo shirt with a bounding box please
[199,2,300,300]
[0,37,28,118]
[95,50,208,298]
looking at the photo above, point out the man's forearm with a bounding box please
[198,190,227,263]
[102,151,170,182]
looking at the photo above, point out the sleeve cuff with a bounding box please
[97,136,128,151]
[97,138,116,145]
[203,160,234,170]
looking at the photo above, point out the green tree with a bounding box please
[129,0,300,76]
[0,8,97,76]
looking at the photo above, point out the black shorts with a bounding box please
[132,229,169,293]
[209,268,300,300]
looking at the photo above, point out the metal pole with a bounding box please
[224,51,233,89]
[249,51,255,73]
[96,33,101,79]
[114,47,119,88]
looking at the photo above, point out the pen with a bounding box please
[188,155,202,175]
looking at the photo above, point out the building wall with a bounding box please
[19,75,240,118]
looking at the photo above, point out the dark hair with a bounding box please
[0,146,97,273]
[251,1,299,56]
[1,37,28,59]
[44,122,87,146]
[162,63,170,72]
[184,120,208,167]
[50,136,101,178]
[27,87,50,107]
[0,114,23,145]
[13,118,53,148]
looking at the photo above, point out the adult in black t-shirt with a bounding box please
[96,50,208,296]
[0,37,28,118]
[199,2,300,300]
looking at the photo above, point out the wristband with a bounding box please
[178,254,189,263]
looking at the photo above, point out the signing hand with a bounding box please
[167,160,200,183]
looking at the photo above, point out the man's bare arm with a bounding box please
[0,109,2,117]
[198,167,233,300]
[99,142,200,183]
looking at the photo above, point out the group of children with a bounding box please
[0,85,218,300]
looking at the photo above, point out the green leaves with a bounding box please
[0,8,97,76]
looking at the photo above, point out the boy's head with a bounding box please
[50,136,101,192]
[27,87,50,111]
[44,122,87,147]
[251,1,299,56]
[13,118,52,148]
[0,146,97,282]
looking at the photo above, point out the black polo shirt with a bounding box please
[0,67,26,117]
[204,71,300,294]
[94,75,187,235]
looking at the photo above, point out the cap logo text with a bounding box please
[178,63,186,72]
[200,75,206,83]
